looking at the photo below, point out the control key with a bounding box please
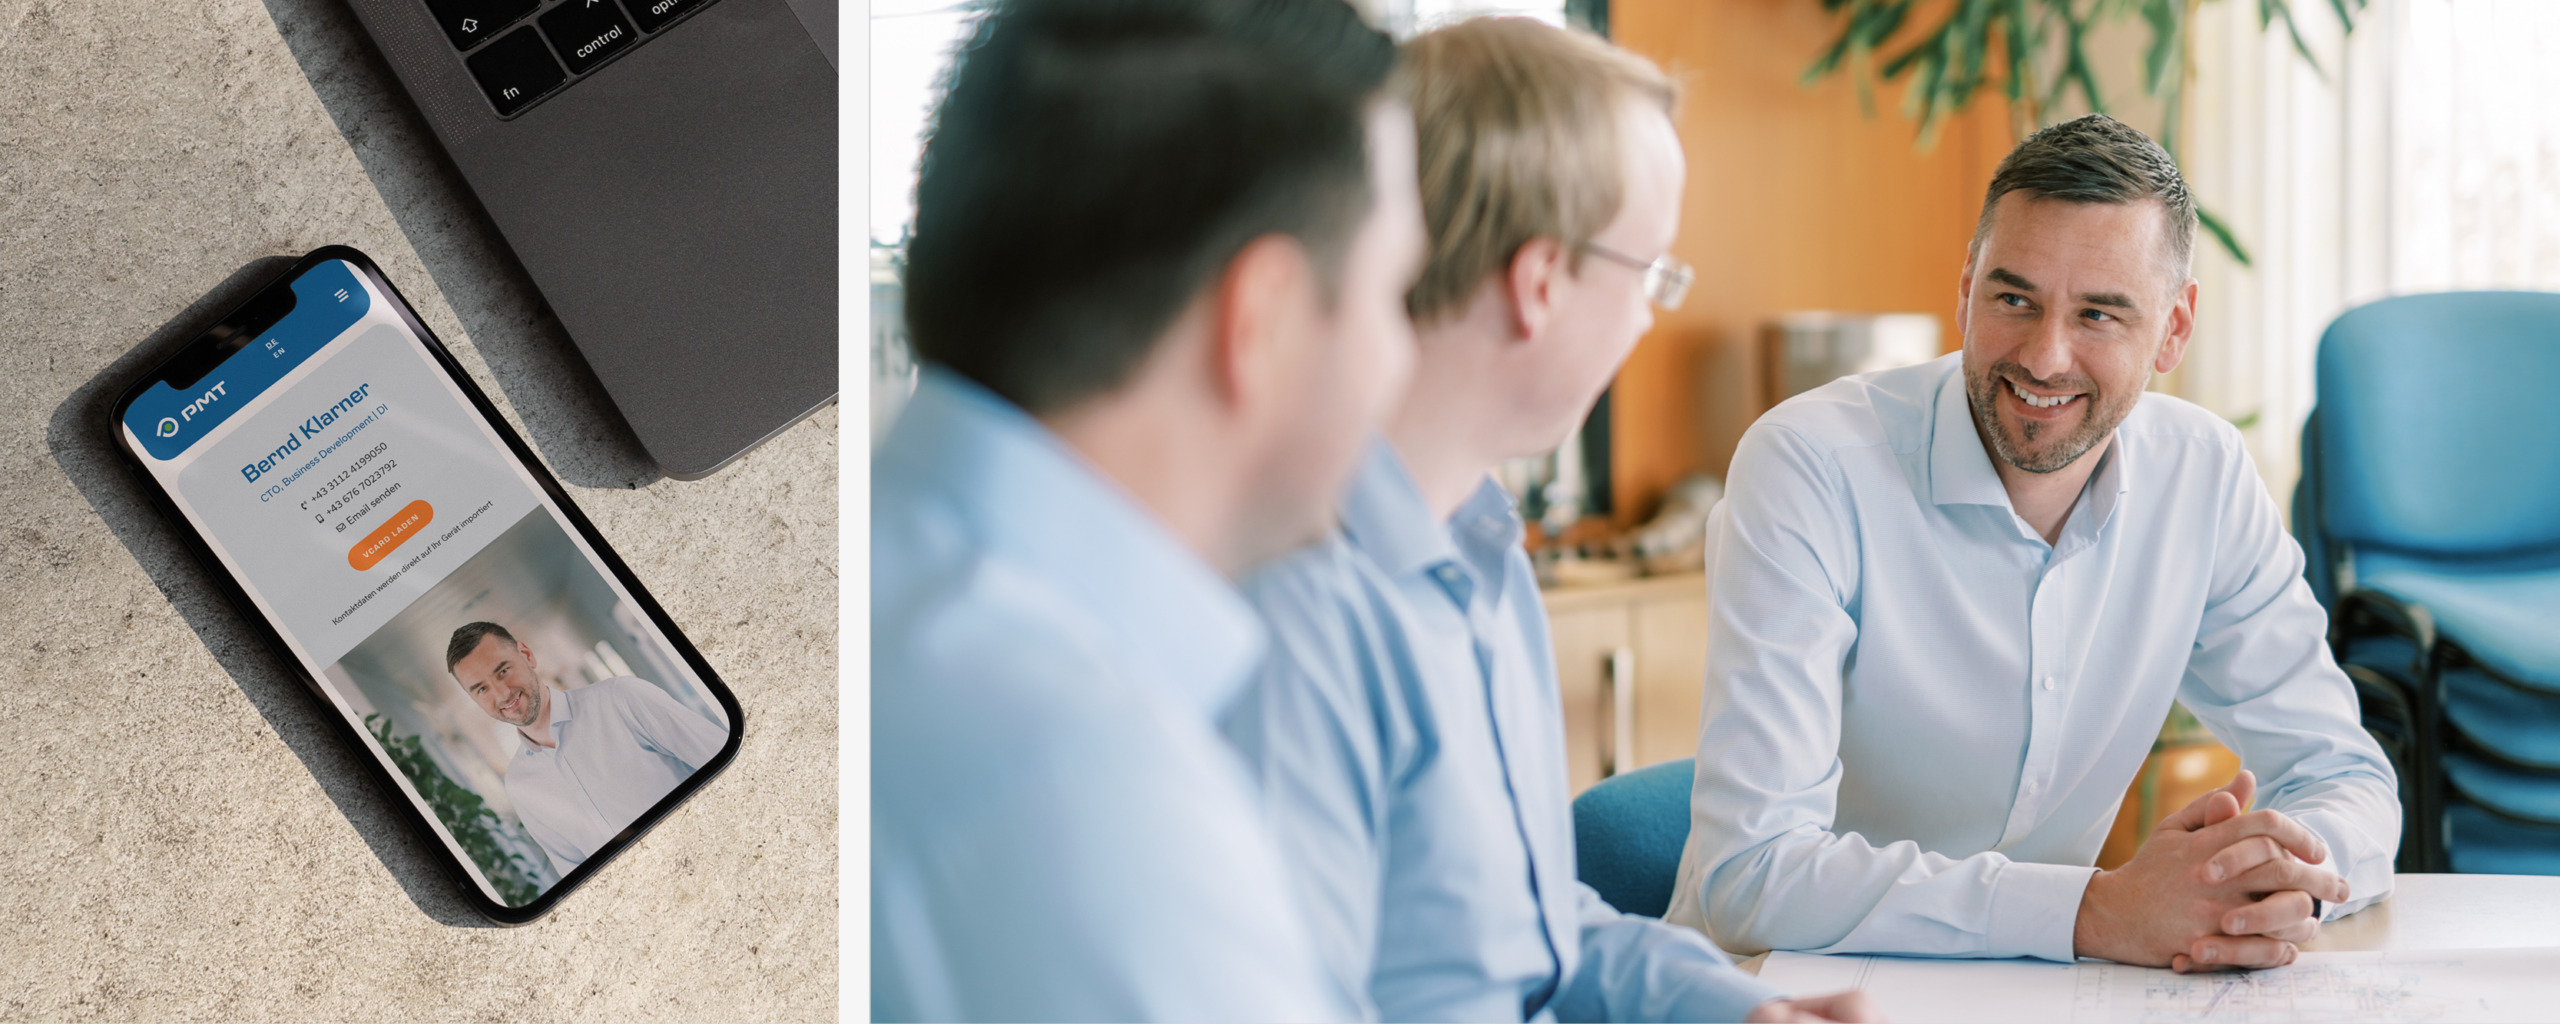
[539,0,640,76]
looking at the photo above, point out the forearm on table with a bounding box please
[1692,826,2093,961]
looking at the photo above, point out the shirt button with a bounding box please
[2025,780,2040,795]
[2042,676,2057,691]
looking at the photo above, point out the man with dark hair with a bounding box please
[445,622,726,875]
[870,0,1424,1017]
[1667,114,2399,972]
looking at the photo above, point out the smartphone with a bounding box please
[111,246,744,924]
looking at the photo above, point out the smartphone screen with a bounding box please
[115,252,739,915]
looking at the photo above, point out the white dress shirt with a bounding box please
[505,675,729,873]
[1665,353,2400,962]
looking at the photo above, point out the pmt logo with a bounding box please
[179,380,229,424]
[156,417,180,437]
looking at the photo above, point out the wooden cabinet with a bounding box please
[1543,572,1713,795]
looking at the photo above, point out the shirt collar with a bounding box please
[1338,439,1463,581]
[1337,439,1524,605]
[520,685,573,754]
[2056,436,2132,560]
[1927,358,2014,508]
[1447,474,1525,589]
[1923,355,2138,551]
[884,369,1266,720]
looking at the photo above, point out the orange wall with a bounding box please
[1607,0,2017,525]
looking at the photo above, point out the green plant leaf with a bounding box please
[2259,0,2330,81]
[1796,0,2362,272]
[2198,204,2253,266]
[366,712,551,907]
[2140,0,2180,93]
[1804,19,1860,83]
[2001,0,2036,104]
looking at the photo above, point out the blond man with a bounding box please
[1225,18,1872,1022]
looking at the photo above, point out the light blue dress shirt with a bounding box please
[871,370,1351,1022]
[1665,354,2400,962]
[1230,442,1783,1022]
[504,675,728,872]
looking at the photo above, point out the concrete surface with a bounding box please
[0,0,838,1019]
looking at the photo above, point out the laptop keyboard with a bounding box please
[431,0,719,116]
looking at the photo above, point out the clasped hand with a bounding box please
[2072,770,2351,972]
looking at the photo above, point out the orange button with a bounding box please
[349,499,434,571]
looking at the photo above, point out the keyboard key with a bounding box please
[423,0,539,51]
[539,0,639,75]
[621,0,711,34]
[464,26,566,116]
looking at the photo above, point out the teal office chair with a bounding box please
[1571,758,1696,918]
[2294,291,2560,875]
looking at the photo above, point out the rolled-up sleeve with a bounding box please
[1669,423,2093,962]
[2180,440,2400,918]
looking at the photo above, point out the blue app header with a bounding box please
[125,260,373,462]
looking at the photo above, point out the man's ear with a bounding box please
[1504,237,1566,343]
[1208,233,1317,410]
[2155,277,2199,375]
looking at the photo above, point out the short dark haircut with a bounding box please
[1972,114,2197,286]
[904,0,1399,415]
[446,621,519,673]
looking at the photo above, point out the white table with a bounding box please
[2303,873,2560,952]
[1744,875,2560,1022]
[1737,873,2560,974]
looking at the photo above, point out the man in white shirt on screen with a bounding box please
[1667,114,2399,973]
[447,620,727,872]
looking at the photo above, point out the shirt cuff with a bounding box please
[1986,860,2097,962]
[2288,806,2393,920]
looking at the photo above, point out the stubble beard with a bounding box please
[1966,360,2142,475]
[501,685,543,728]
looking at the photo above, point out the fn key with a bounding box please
[465,27,565,116]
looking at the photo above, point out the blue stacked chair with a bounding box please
[2293,291,2560,874]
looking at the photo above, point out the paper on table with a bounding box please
[1757,947,2560,1023]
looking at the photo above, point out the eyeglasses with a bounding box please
[1581,242,1694,311]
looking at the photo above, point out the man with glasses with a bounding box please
[1227,18,1871,1022]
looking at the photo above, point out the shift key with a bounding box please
[540,0,638,75]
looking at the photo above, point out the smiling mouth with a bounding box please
[499,693,526,717]
[2010,379,2082,410]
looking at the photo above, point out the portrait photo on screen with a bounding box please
[320,507,730,906]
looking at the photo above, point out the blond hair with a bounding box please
[1401,17,1677,323]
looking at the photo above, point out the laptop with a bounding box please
[344,0,837,480]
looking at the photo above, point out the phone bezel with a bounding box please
[107,244,747,925]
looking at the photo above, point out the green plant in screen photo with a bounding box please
[1803,0,2366,266]
[365,713,550,907]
